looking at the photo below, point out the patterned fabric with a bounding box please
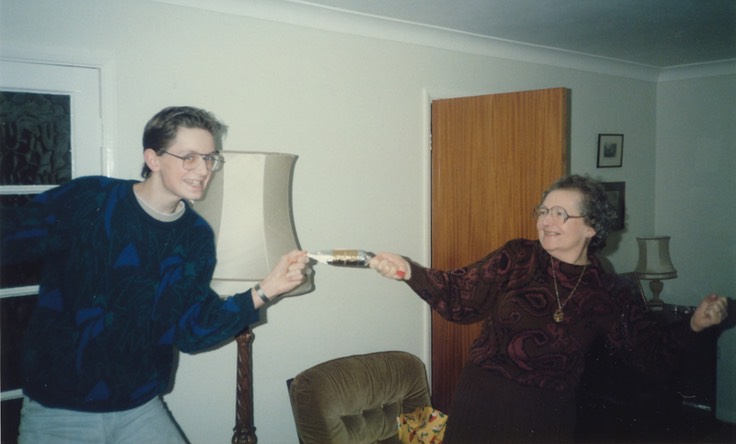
[406,239,697,394]
[397,405,447,444]
[1,176,259,412]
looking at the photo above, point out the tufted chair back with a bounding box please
[288,351,431,444]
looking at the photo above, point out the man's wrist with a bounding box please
[253,283,271,304]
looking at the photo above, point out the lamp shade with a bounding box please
[194,151,312,294]
[634,236,677,280]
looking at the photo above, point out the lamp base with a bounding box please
[647,297,665,311]
[647,279,665,311]
[232,329,257,444]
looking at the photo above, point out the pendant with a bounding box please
[553,309,565,323]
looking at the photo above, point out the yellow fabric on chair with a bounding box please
[288,351,432,444]
[397,405,447,444]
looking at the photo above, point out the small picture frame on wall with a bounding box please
[603,181,625,230]
[597,133,624,168]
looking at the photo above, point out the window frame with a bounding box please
[0,59,106,410]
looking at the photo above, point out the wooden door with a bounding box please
[430,87,569,412]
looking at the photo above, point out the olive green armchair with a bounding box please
[288,351,431,444]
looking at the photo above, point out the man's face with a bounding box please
[156,127,217,202]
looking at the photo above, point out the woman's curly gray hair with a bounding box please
[541,175,618,254]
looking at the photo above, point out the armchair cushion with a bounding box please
[289,351,432,444]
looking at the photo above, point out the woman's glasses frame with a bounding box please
[533,205,585,224]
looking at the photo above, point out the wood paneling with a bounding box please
[430,88,569,412]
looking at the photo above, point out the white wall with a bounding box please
[656,74,736,422]
[1,0,732,441]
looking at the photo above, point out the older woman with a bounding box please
[371,174,728,443]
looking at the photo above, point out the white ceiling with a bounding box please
[290,0,736,68]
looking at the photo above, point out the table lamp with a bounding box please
[634,236,677,310]
[194,151,312,443]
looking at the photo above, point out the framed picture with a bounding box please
[597,133,624,168]
[603,181,625,230]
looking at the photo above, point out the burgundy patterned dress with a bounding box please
[405,239,697,443]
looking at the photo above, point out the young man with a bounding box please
[2,106,309,443]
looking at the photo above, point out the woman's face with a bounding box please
[537,189,596,264]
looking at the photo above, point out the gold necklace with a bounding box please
[551,260,587,323]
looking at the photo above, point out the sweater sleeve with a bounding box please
[174,288,260,353]
[1,182,75,265]
[161,214,261,354]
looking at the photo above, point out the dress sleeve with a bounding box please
[604,282,703,381]
[404,240,531,323]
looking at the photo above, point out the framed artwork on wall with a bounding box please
[603,181,625,230]
[597,133,624,168]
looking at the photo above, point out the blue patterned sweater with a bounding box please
[1,176,259,412]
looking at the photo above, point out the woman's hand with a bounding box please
[690,294,728,332]
[370,252,411,280]
[257,250,310,303]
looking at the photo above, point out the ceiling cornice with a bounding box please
[657,60,736,82]
[154,0,735,82]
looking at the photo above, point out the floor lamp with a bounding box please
[194,151,312,443]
